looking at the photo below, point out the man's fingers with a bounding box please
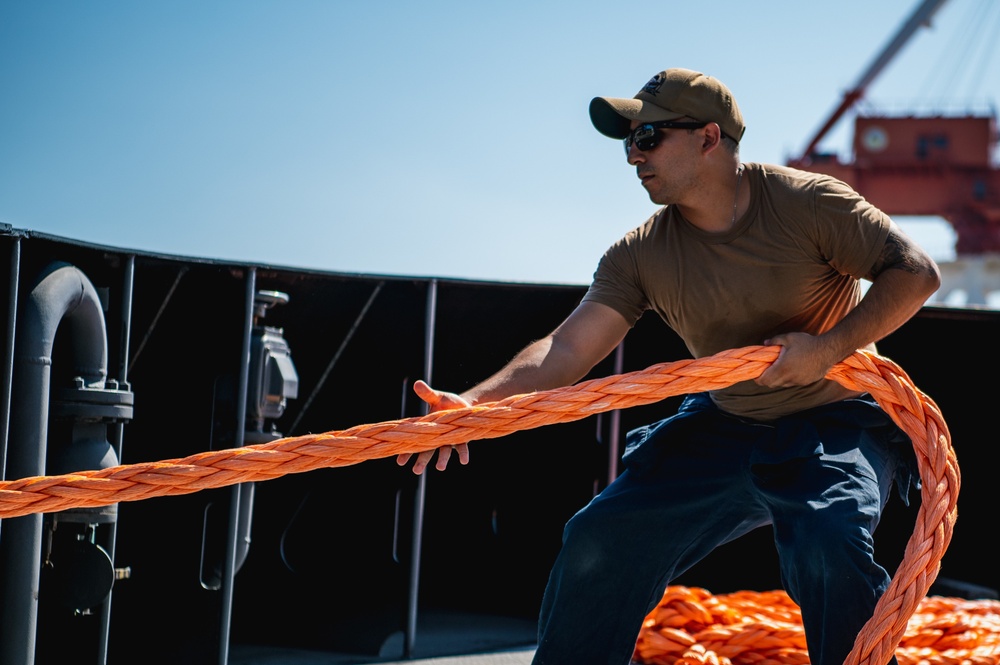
[412,450,434,474]
[413,380,471,412]
[396,450,432,474]
[397,444,471,474]
[413,380,441,406]
[435,445,453,471]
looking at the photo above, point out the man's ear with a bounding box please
[702,123,723,151]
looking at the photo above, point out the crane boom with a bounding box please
[794,0,950,164]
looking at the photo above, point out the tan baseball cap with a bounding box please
[590,68,745,143]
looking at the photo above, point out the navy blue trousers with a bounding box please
[531,392,915,665]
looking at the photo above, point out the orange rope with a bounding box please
[0,345,962,665]
[635,586,1000,665]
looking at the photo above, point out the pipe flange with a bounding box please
[50,380,135,422]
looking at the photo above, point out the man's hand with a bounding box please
[396,380,472,474]
[755,332,841,388]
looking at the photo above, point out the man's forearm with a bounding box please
[824,266,941,362]
[463,336,594,405]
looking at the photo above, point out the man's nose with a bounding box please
[626,144,644,166]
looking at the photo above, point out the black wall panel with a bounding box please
[0,228,994,664]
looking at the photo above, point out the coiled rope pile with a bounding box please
[635,586,999,665]
[0,345,980,664]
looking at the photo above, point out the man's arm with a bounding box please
[758,221,941,388]
[461,301,633,404]
[399,301,632,473]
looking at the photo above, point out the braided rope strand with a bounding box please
[0,345,959,665]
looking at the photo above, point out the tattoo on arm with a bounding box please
[866,228,929,281]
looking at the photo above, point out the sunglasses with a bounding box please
[623,121,709,155]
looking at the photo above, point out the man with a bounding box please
[397,68,941,665]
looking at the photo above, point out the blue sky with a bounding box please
[2,0,998,285]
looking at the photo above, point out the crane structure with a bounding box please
[787,0,1000,257]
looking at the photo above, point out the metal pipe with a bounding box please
[0,238,21,494]
[607,342,624,484]
[218,267,257,665]
[405,278,438,658]
[97,254,135,664]
[0,261,110,665]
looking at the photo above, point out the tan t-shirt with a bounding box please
[583,163,891,421]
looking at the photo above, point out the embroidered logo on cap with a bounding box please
[641,74,664,96]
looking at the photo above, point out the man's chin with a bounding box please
[640,180,657,199]
[642,186,665,205]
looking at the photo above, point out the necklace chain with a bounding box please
[731,164,744,227]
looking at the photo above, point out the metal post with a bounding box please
[607,342,624,484]
[218,267,256,665]
[0,237,21,493]
[96,255,134,664]
[404,278,437,658]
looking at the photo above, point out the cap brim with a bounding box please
[589,97,685,139]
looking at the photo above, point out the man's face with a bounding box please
[625,119,704,205]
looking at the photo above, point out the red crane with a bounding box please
[787,0,1000,256]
